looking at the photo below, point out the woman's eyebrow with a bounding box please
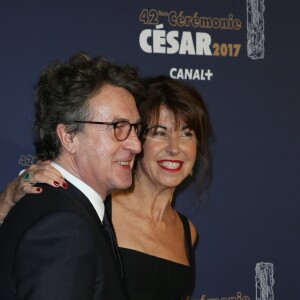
[148,125,167,130]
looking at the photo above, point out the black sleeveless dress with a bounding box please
[105,197,195,300]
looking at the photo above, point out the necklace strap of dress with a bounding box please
[178,212,194,266]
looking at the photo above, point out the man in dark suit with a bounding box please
[0,53,144,299]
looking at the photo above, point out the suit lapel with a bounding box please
[63,180,103,228]
[63,181,124,278]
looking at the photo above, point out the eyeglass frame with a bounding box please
[74,120,143,141]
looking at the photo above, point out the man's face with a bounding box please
[73,84,141,198]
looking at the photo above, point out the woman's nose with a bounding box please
[165,135,180,155]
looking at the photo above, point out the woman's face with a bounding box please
[138,106,197,190]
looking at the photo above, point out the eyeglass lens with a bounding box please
[114,121,141,141]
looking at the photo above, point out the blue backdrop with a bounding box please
[0,1,299,299]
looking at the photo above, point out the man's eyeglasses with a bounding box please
[74,120,143,141]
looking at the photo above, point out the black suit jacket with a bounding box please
[0,181,128,300]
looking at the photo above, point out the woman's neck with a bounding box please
[112,174,176,225]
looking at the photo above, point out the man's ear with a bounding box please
[56,124,77,154]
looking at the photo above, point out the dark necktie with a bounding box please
[102,211,124,278]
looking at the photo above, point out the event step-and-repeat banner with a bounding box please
[0,1,299,299]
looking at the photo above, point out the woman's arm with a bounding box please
[0,179,18,223]
[0,161,67,224]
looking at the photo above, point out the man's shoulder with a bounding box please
[0,183,102,252]
[19,183,86,213]
[1,183,93,234]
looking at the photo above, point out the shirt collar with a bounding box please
[51,162,105,222]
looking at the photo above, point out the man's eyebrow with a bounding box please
[112,118,142,123]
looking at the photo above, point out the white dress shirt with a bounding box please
[51,162,105,222]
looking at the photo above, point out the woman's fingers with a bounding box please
[18,183,43,195]
[22,164,67,189]
[12,163,68,204]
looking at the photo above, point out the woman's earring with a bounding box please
[189,170,193,176]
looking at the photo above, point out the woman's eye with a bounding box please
[153,131,166,136]
[146,128,167,137]
[181,130,194,137]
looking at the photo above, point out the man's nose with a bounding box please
[124,129,142,154]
